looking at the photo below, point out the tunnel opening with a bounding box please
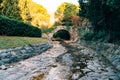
[53,29,71,40]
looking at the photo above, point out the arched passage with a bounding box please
[53,29,70,40]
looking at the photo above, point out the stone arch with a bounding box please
[46,26,79,41]
[52,29,71,40]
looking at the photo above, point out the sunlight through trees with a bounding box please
[54,2,79,26]
[0,0,50,28]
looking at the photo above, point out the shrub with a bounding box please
[78,0,120,43]
[80,26,107,42]
[93,30,107,41]
[0,15,41,37]
[80,32,93,41]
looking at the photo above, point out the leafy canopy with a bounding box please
[79,0,120,42]
[0,0,50,28]
[54,2,79,26]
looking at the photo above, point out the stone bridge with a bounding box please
[43,25,79,42]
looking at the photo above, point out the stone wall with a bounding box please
[79,41,120,71]
[96,43,120,71]
[0,42,52,66]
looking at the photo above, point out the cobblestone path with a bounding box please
[0,42,120,80]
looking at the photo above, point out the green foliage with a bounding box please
[80,26,107,41]
[1,0,22,20]
[65,4,79,17]
[0,0,50,28]
[55,2,79,26]
[0,0,2,3]
[53,29,70,40]
[0,15,41,37]
[27,1,50,27]
[80,32,93,41]
[0,0,4,13]
[52,21,62,27]
[79,25,94,41]
[42,26,56,33]
[79,0,120,42]
[18,0,32,23]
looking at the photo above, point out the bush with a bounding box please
[79,0,120,43]
[93,30,107,41]
[80,32,93,41]
[53,29,70,40]
[80,26,107,42]
[0,15,41,37]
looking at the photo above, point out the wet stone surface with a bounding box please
[0,42,120,80]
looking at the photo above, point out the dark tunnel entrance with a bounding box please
[53,29,71,40]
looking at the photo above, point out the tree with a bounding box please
[0,0,4,14]
[0,0,50,28]
[79,0,120,42]
[18,0,32,23]
[54,2,66,24]
[28,2,50,28]
[54,2,79,26]
[0,0,2,3]
[1,0,22,20]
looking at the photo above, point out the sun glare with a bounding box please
[32,0,79,24]
[33,0,79,12]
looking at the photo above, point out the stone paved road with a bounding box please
[41,43,120,80]
[0,42,120,80]
[0,43,67,80]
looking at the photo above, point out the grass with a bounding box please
[0,36,48,49]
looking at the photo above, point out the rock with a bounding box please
[11,51,17,56]
[62,53,73,66]
[82,68,93,74]
[112,59,120,67]
[24,46,33,50]
[9,56,19,63]
[0,41,120,80]
[1,58,10,64]
[0,42,51,65]
[0,61,2,66]
[20,50,26,54]
[72,72,82,80]
[0,65,7,70]
[0,53,9,58]
[45,66,72,80]
[116,65,120,70]
[80,76,93,80]
[76,66,80,69]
